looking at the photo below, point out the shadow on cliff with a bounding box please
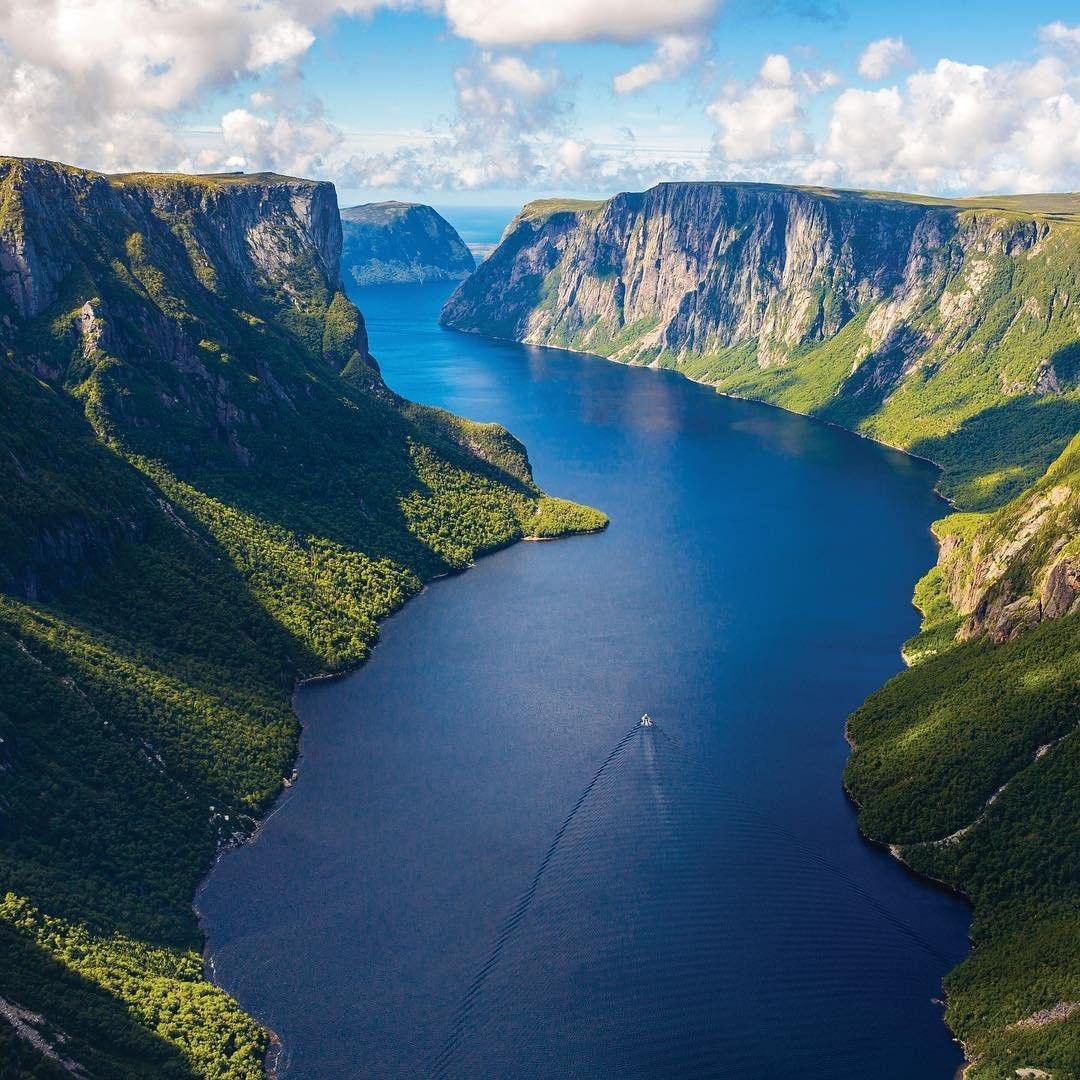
[908,393,1080,508]
[817,327,933,432]
[1050,339,1080,388]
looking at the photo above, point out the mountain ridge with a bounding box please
[508,181,1080,225]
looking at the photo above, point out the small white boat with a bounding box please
[640,713,653,727]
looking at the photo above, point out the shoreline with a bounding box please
[191,516,601,1074]
[199,323,969,1077]
[841,723,977,1075]
[441,324,959,511]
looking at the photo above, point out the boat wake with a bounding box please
[432,721,643,1075]
[432,717,958,1078]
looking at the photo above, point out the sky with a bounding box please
[1,1,1079,206]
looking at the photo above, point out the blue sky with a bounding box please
[2,1,1078,206]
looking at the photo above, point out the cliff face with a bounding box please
[0,159,603,1079]
[443,182,1080,508]
[936,435,1080,644]
[0,159,375,400]
[443,184,1062,363]
[1,163,346,320]
[340,200,474,285]
[0,159,381,599]
[444,185,938,357]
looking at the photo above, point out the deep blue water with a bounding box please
[198,281,972,1078]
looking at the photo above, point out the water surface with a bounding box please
[199,281,971,1078]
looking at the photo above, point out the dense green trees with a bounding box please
[0,160,604,1077]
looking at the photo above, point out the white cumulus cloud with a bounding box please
[1038,20,1080,55]
[247,18,317,69]
[0,0,359,172]
[441,0,719,46]
[857,36,913,81]
[219,102,343,177]
[707,54,819,164]
[344,50,572,189]
[815,54,1080,191]
[613,33,704,94]
[486,55,558,96]
[759,53,793,86]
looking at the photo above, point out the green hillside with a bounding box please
[846,435,1080,1078]
[0,158,604,1077]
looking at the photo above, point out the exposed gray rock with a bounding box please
[1041,554,1080,619]
[938,476,1079,643]
[440,182,1055,410]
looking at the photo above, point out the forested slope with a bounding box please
[847,434,1079,1079]
[0,158,603,1077]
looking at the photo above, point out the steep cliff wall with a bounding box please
[444,185,935,356]
[937,436,1079,644]
[1,164,347,321]
[340,200,474,285]
[0,160,378,600]
[0,159,604,1078]
[443,182,1080,508]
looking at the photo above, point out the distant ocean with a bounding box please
[435,205,518,262]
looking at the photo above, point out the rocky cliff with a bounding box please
[442,182,1080,508]
[934,435,1079,645]
[340,200,474,285]
[0,159,378,602]
[0,158,603,1078]
[1,163,360,352]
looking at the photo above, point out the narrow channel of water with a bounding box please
[199,280,971,1078]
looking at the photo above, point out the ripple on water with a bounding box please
[437,723,954,1079]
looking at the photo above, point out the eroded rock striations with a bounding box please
[340,200,474,285]
[0,158,604,1078]
[938,442,1080,644]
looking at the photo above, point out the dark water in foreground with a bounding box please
[199,282,971,1078]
